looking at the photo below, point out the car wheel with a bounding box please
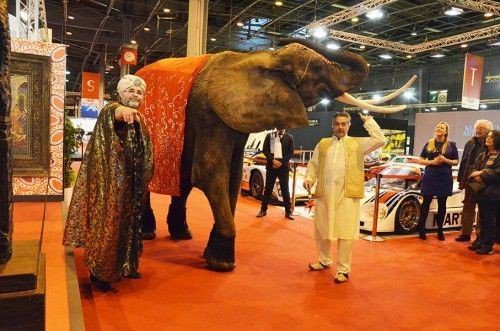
[395,197,421,234]
[250,171,264,199]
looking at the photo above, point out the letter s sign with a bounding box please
[82,72,100,99]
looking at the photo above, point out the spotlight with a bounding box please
[326,42,340,50]
[351,17,359,23]
[484,13,493,18]
[320,98,330,105]
[366,9,384,20]
[210,37,216,41]
[359,45,365,50]
[275,1,283,6]
[68,15,74,20]
[379,53,393,60]
[444,7,463,16]
[460,43,468,48]
[406,54,413,59]
[131,40,137,44]
[236,22,244,27]
[144,27,150,31]
[163,8,171,13]
[66,31,72,35]
[312,28,328,39]
[430,52,445,58]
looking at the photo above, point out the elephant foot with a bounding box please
[203,229,235,272]
[167,204,192,240]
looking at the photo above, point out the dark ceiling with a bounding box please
[10,0,499,93]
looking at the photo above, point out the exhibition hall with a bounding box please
[0,0,499,329]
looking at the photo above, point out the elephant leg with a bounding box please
[167,179,193,240]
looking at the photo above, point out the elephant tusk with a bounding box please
[361,75,418,105]
[336,93,406,113]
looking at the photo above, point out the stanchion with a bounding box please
[363,172,386,242]
[290,161,300,216]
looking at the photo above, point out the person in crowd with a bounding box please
[63,75,153,292]
[456,119,493,242]
[467,130,500,255]
[416,122,459,241]
[256,128,295,220]
[303,112,386,284]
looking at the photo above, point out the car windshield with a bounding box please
[367,165,421,190]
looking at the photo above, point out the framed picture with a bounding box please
[10,52,51,177]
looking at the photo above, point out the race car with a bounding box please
[360,163,464,234]
[240,153,313,203]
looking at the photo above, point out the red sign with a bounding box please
[120,47,138,66]
[461,53,484,110]
[81,72,100,99]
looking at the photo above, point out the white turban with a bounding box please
[117,74,146,96]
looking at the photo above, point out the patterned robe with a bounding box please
[63,102,153,282]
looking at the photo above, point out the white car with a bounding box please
[360,164,464,234]
[240,153,313,203]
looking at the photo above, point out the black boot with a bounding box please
[167,204,192,240]
[90,274,112,292]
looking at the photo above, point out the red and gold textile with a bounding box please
[136,55,210,195]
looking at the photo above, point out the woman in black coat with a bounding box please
[468,130,500,255]
[416,122,459,240]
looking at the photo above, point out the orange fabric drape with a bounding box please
[136,55,210,195]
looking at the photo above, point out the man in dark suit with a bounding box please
[256,128,295,220]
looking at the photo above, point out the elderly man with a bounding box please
[303,112,386,284]
[456,119,493,243]
[63,75,153,292]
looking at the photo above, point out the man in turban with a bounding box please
[63,75,153,292]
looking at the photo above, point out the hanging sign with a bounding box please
[461,53,484,110]
[81,72,100,99]
[120,47,138,66]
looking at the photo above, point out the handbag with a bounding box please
[466,177,486,194]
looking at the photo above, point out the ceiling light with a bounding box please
[320,98,330,105]
[359,45,365,49]
[66,31,72,35]
[269,47,275,51]
[163,8,171,13]
[326,42,340,50]
[365,9,384,20]
[484,13,493,18]
[312,28,328,39]
[351,17,359,23]
[274,1,283,6]
[406,54,413,59]
[424,27,441,33]
[236,22,244,27]
[411,32,417,36]
[379,53,393,60]
[460,43,468,48]
[131,40,137,44]
[444,7,463,16]
[479,104,487,109]
[68,15,74,20]
[65,71,70,75]
[109,65,114,69]
[430,52,445,58]
[403,91,414,99]
[144,27,150,31]
[65,79,69,82]
[210,37,216,41]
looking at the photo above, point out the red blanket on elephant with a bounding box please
[136,55,211,195]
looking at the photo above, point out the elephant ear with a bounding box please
[207,52,308,134]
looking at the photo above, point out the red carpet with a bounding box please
[74,190,499,330]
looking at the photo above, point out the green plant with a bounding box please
[63,115,80,188]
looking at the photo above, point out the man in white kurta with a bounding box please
[304,112,386,283]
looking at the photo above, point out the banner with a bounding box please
[81,72,100,99]
[461,53,483,110]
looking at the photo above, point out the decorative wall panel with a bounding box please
[11,39,66,197]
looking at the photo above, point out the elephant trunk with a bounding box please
[278,38,369,91]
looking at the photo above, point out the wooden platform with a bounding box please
[0,241,46,331]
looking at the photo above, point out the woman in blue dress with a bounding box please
[416,122,459,240]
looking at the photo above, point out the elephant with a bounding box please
[138,38,415,271]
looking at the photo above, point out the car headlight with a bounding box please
[366,202,388,221]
